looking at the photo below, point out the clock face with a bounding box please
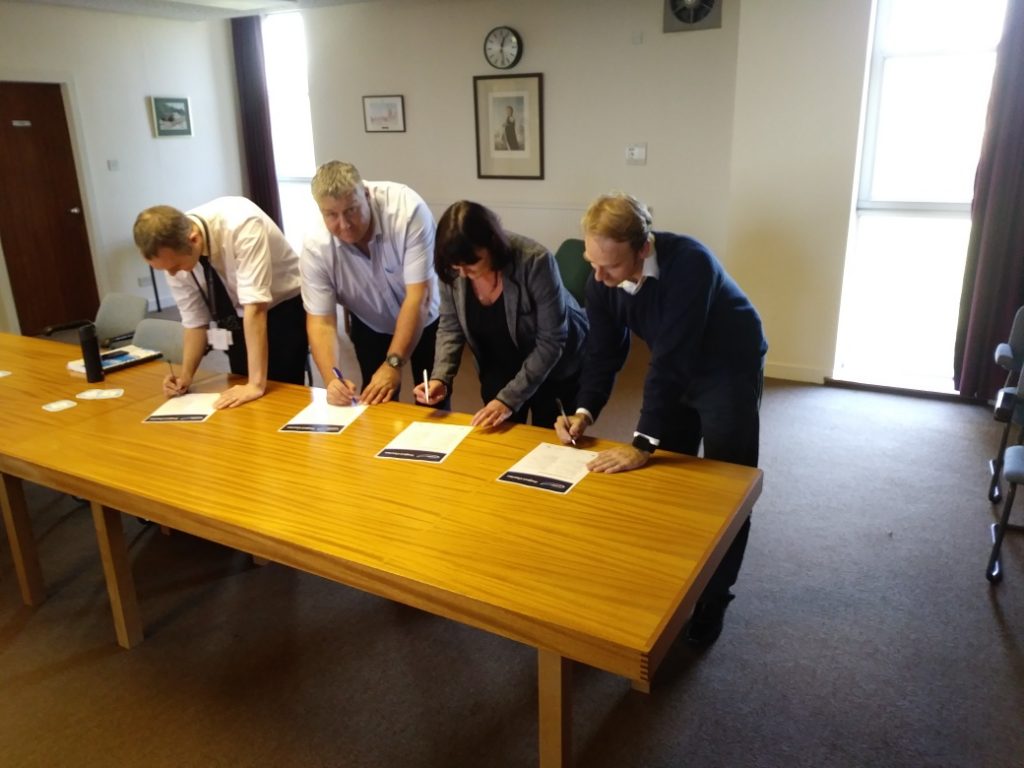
[484,26,522,70]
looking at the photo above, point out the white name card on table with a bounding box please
[144,393,219,423]
[280,388,367,433]
[376,421,473,463]
[498,442,597,494]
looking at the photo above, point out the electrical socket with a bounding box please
[626,143,647,165]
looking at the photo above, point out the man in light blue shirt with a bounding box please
[301,161,442,406]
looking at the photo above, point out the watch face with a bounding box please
[484,26,522,69]
[386,353,403,369]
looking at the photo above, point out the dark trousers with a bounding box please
[348,314,450,410]
[659,359,765,605]
[225,294,309,385]
[483,368,581,429]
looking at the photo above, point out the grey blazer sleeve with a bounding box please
[494,249,570,410]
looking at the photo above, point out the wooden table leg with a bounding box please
[90,502,143,649]
[0,473,46,605]
[538,648,572,768]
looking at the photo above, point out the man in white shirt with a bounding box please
[301,161,444,407]
[133,197,307,409]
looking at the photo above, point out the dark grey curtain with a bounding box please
[954,0,1024,399]
[231,15,283,229]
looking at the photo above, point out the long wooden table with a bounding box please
[0,333,762,767]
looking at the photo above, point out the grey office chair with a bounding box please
[553,238,589,306]
[987,305,1024,503]
[132,318,185,365]
[987,353,1024,582]
[42,292,148,348]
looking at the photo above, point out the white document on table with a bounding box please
[376,421,473,463]
[498,442,598,494]
[143,393,219,423]
[280,390,366,433]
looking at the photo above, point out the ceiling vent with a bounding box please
[663,0,722,33]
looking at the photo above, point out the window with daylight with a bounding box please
[834,0,1008,392]
[262,11,317,251]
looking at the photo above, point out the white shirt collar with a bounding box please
[617,244,659,295]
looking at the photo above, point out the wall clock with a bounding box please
[483,26,523,70]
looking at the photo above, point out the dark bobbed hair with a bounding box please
[434,200,513,284]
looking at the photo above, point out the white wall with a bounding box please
[727,0,873,382]
[0,0,244,333]
[303,0,741,256]
[303,0,873,383]
[0,0,874,383]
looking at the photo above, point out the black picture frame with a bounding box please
[473,73,543,179]
[150,96,192,137]
[362,95,406,133]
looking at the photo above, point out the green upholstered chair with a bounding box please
[553,238,589,306]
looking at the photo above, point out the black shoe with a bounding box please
[683,593,735,648]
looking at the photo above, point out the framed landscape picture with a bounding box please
[150,97,192,137]
[363,95,406,132]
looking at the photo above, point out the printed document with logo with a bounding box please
[498,442,597,494]
[280,388,367,433]
[376,421,473,463]
[144,393,219,423]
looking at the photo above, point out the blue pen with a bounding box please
[331,366,356,405]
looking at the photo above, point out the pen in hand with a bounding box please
[556,398,577,447]
[331,366,357,405]
[166,360,182,397]
[422,368,431,404]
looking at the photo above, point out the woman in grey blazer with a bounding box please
[414,201,588,428]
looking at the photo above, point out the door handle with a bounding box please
[69,206,81,214]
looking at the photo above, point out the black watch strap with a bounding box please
[632,434,657,454]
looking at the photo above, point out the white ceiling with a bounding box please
[5,0,366,21]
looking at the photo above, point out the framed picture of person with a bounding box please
[473,73,543,179]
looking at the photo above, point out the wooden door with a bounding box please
[0,82,99,336]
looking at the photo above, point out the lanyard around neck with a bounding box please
[188,215,218,317]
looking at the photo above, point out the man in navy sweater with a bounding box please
[555,192,768,647]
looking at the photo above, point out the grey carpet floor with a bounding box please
[2,351,1023,767]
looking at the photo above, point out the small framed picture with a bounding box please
[150,97,192,137]
[473,73,543,179]
[362,95,406,133]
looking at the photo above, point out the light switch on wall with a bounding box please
[626,143,647,165]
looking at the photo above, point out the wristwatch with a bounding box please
[385,353,404,369]
[631,434,657,454]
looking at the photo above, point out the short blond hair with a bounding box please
[581,193,653,252]
[311,160,364,201]
[133,205,192,260]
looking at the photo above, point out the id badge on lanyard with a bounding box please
[207,324,233,350]
[192,215,236,351]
